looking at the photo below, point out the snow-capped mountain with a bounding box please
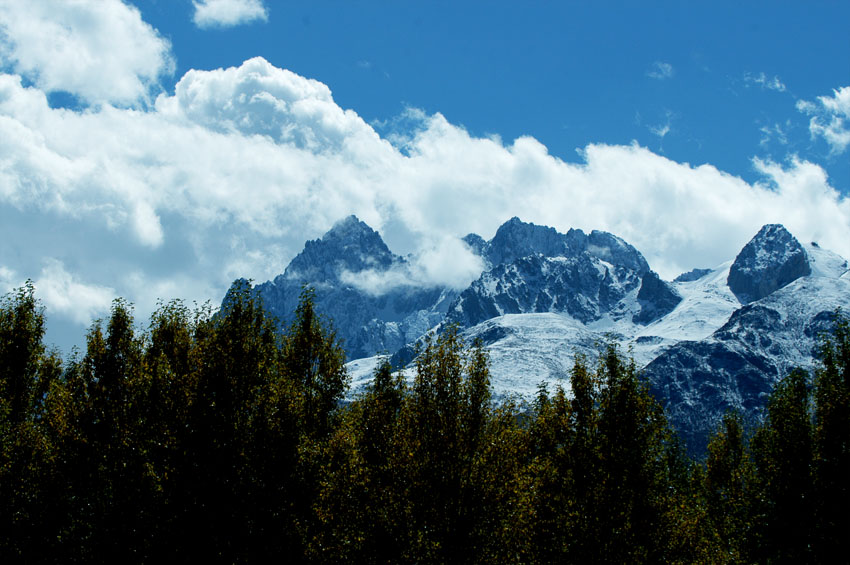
[251,215,456,360]
[445,217,678,328]
[644,227,849,449]
[238,216,849,453]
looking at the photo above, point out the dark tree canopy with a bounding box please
[0,282,847,564]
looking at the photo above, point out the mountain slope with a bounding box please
[252,216,456,359]
[233,216,849,454]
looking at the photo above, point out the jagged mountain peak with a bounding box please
[326,214,374,238]
[283,216,398,282]
[487,217,572,266]
[727,223,811,304]
[462,233,487,255]
[586,230,650,275]
[464,218,652,277]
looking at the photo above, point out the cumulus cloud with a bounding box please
[193,0,268,29]
[0,0,173,106]
[797,86,850,154]
[1,56,849,347]
[157,56,380,151]
[646,61,674,80]
[34,259,113,325]
[744,72,786,92]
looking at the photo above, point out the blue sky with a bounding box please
[136,0,849,190]
[0,0,848,353]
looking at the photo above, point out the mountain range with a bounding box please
[239,216,850,452]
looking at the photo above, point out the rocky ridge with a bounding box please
[235,216,849,453]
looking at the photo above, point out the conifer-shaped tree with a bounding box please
[0,283,62,560]
[811,312,850,561]
[750,368,814,563]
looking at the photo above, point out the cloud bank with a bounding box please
[0,2,847,350]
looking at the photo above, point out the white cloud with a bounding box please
[1,57,849,347]
[156,56,379,151]
[646,61,674,80]
[193,0,268,29]
[649,123,670,138]
[339,236,486,296]
[34,259,114,325]
[744,72,786,92]
[759,121,789,147]
[648,110,675,147]
[0,0,174,106]
[797,86,850,154]
[0,265,16,294]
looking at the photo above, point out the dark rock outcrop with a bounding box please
[674,268,712,283]
[727,224,811,304]
[633,271,682,325]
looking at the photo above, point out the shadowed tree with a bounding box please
[750,368,814,563]
[811,312,850,561]
[0,282,63,560]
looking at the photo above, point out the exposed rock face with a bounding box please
[645,338,778,452]
[448,218,652,328]
[251,216,455,360]
[674,268,712,283]
[465,217,649,275]
[284,215,397,280]
[586,230,650,275]
[727,224,811,304]
[632,271,682,325]
[644,276,850,454]
[485,217,573,267]
[446,253,643,327]
[230,217,850,459]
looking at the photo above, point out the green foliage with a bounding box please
[703,411,756,561]
[0,284,847,563]
[811,311,850,561]
[527,344,696,564]
[0,282,63,560]
[750,368,814,563]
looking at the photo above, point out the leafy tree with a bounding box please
[594,344,673,563]
[0,282,62,560]
[703,411,756,561]
[811,311,850,561]
[750,368,814,563]
[394,326,495,562]
[310,359,406,563]
[280,286,348,440]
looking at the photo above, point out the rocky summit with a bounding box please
[233,216,850,453]
[727,223,812,304]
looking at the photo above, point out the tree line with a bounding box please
[0,280,847,563]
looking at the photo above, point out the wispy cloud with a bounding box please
[797,86,850,155]
[759,121,790,148]
[649,121,671,139]
[647,109,675,153]
[744,72,786,92]
[193,0,268,29]
[646,61,674,80]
